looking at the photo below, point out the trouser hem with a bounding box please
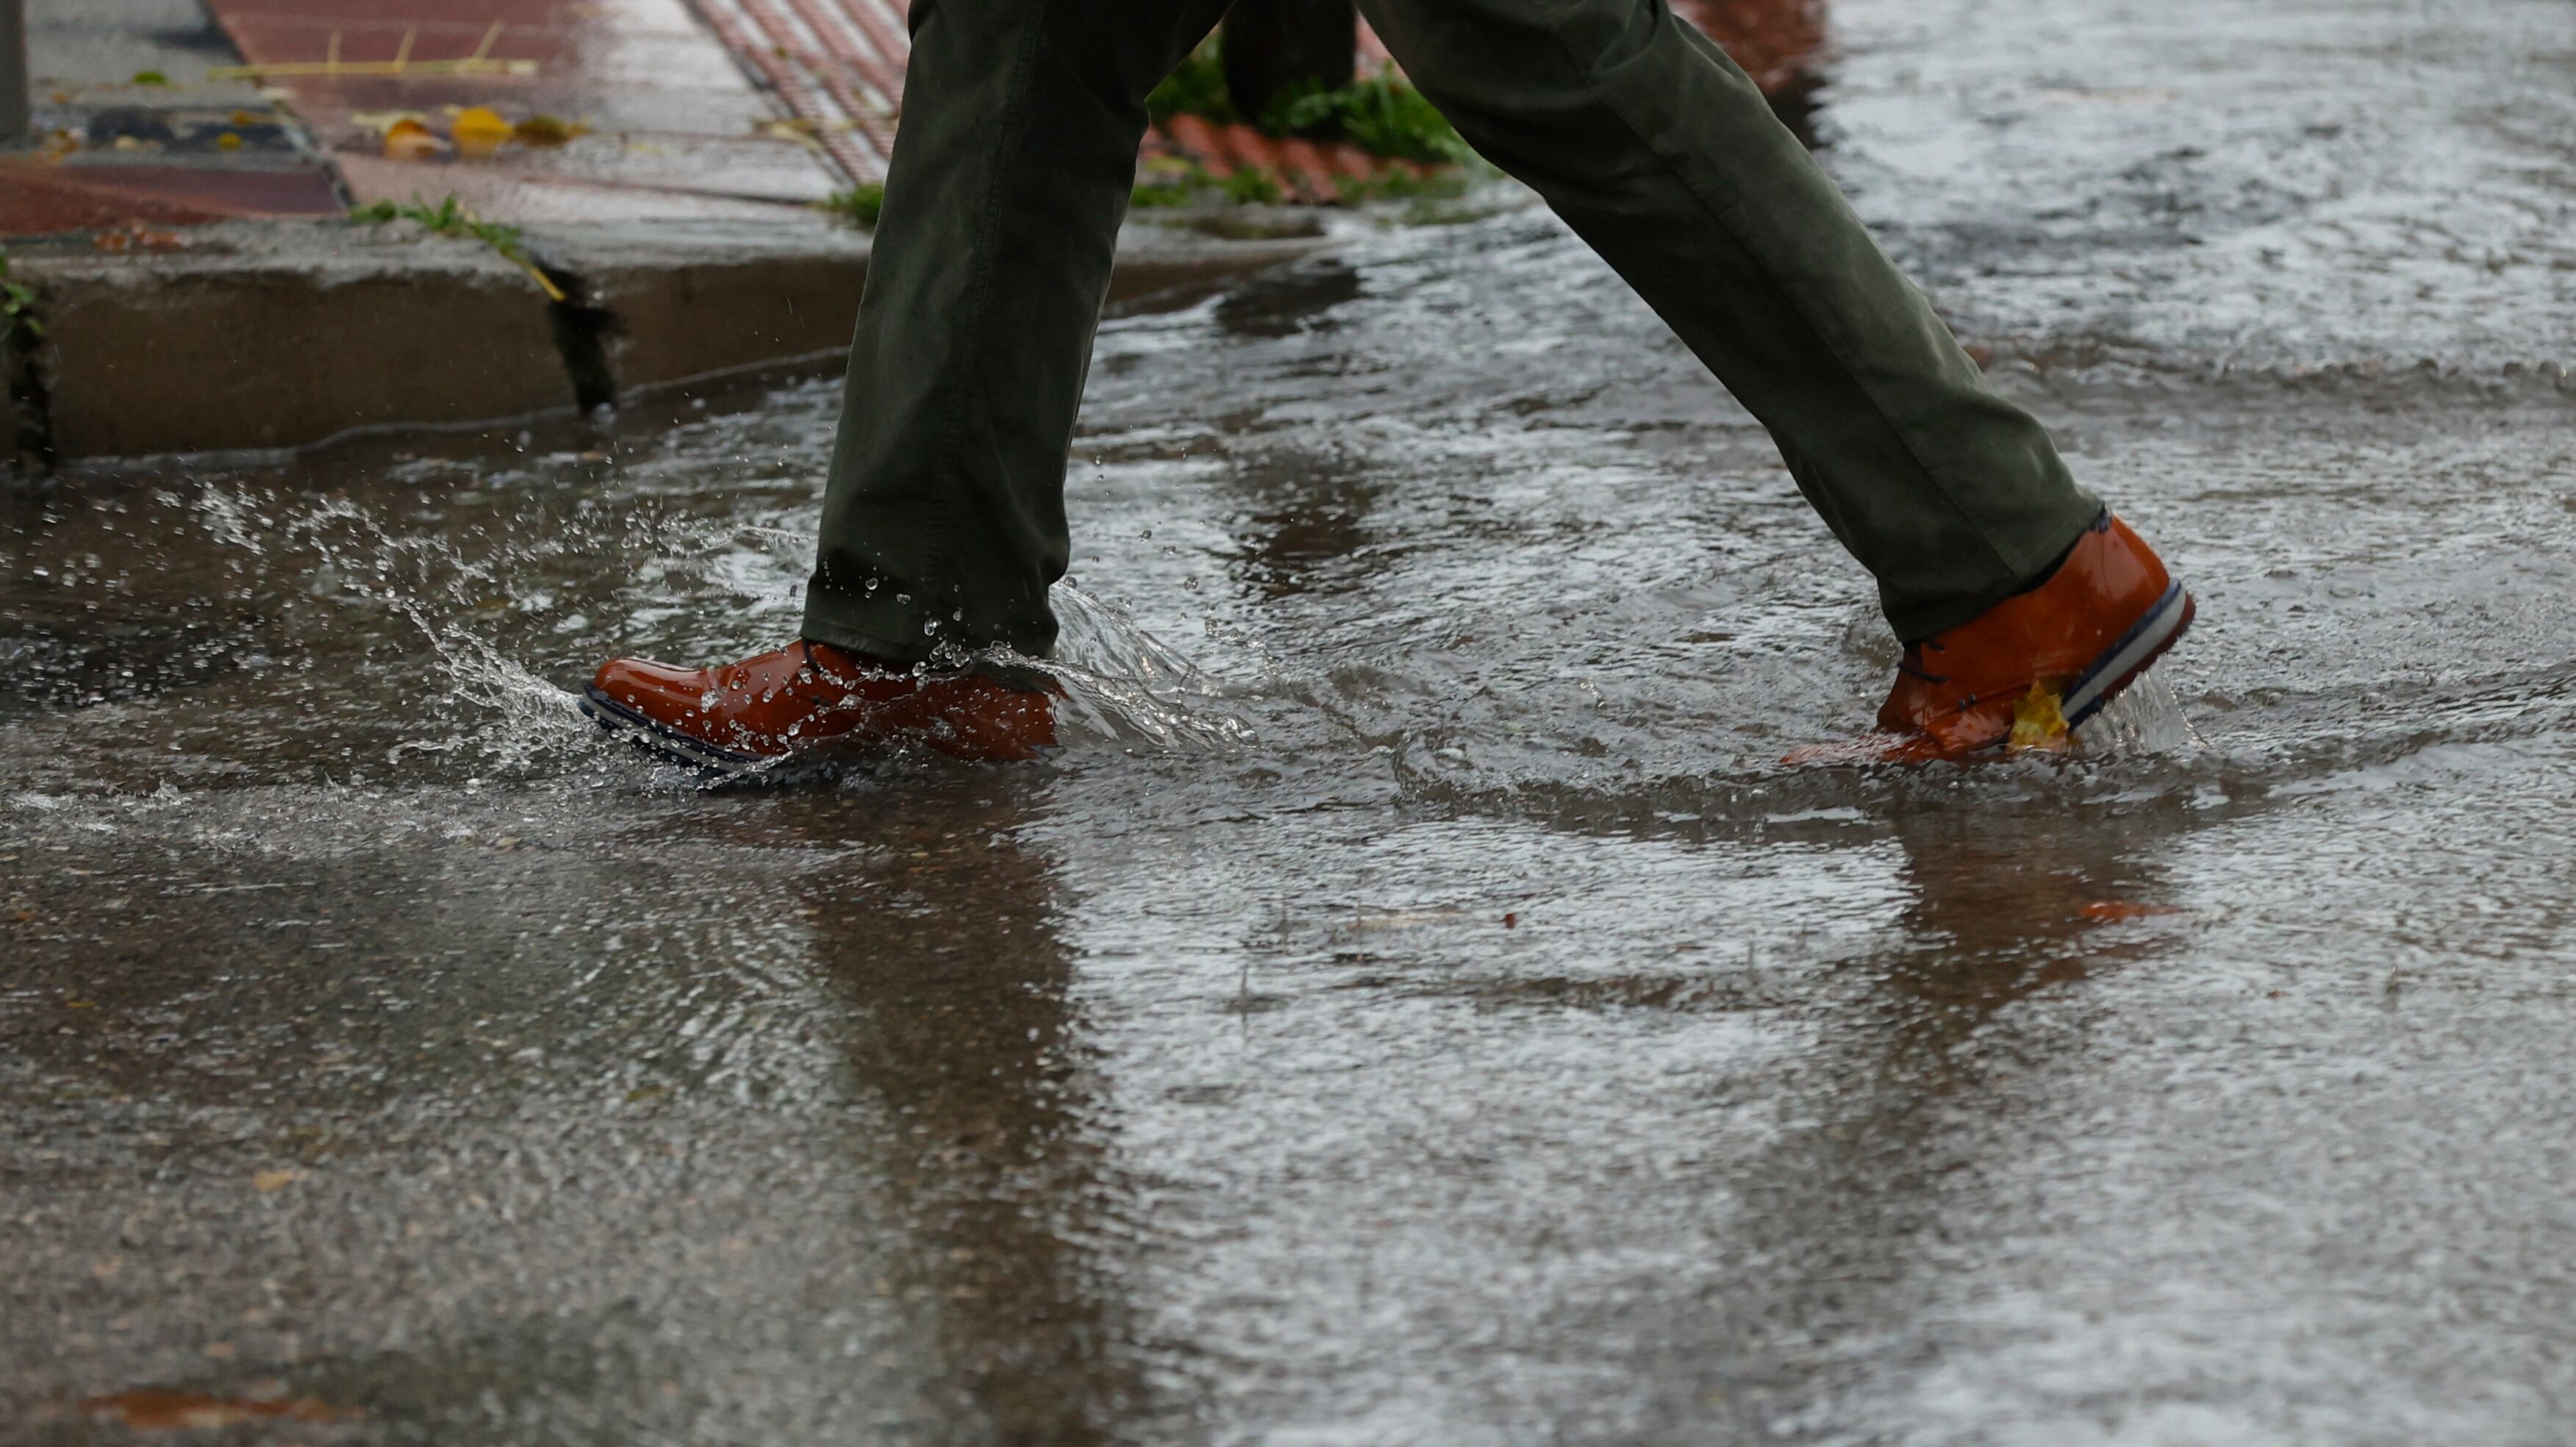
[801,589,939,666]
[1883,499,2101,644]
[803,586,1058,690]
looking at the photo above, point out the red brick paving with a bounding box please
[0,160,347,235]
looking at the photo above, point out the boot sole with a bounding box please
[2063,581,2196,729]
[579,685,1064,771]
[579,686,766,772]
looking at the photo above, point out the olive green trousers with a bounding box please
[801,0,2100,660]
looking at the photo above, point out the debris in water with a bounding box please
[2078,901,2183,923]
[80,1389,348,1430]
[2006,682,2069,752]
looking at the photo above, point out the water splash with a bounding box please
[1027,585,1257,754]
[2077,671,2206,758]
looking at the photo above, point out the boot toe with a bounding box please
[590,657,713,722]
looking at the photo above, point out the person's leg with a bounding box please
[801,0,1231,664]
[1361,0,2100,642]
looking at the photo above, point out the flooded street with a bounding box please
[7,0,2575,1441]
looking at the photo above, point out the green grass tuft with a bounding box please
[821,183,885,229]
[1,248,43,346]
[351,194,527,257]
[1219,168,1284,205]
[351,194,564,299]
[1131,160,1217,209]
[1145,40,1471,169]
[1264,74,1473,166]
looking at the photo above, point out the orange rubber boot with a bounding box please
[582,640,1059,768]
[1803,512,2193,763]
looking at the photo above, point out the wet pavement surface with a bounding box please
[7,0,2576,1442]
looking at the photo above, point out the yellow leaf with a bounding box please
[215,132,243,151]
[251,1169,301,1193]
[2006,682,2071,752]
[382,118,444,160]
[451,106,513,156]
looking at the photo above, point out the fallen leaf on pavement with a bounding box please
[382,119,444,160]
[514,114,586,146]
[94,224,192,254]
[81,1390,347,1430]
[451,106,513,156]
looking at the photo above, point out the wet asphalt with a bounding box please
[7,0,2576,1442]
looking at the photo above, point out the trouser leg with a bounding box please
[802,0,1229,663]
[1362,0,2100,640]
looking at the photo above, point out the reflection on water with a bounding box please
[1866,801,2179,1093]
[768,785,1146,1443]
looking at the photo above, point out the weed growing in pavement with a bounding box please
[349,194,565,301]
[1131,153,1467,211]
[1220,168,1285,205]
[1147,37,1471,167]
[1,246,48,471]
[0,249,41,348]
[820,184,885,228]
[1131,159,1217,209]
[1143,39,1474,199]
[1262,73,1473,165]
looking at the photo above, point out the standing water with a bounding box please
[7,0,2576,1441]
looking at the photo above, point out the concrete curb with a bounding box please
[2,216,1331,466]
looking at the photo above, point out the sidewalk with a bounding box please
[2,0,1828,467]
[0,0,1334,467]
